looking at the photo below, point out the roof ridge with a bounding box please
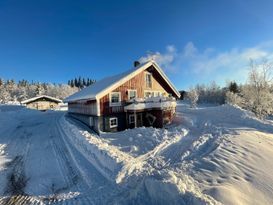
[21,95,62,104]
[64,60,180,102]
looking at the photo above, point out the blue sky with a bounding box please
[0,0,273,90]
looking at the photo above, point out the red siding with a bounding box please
[99,65,170,115]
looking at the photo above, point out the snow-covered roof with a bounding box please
[21,95,62,104]
[64,61,181,103]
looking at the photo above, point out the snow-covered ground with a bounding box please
[0,106,121,204]
[0,102,273,204]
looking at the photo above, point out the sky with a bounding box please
[1,0,273,90]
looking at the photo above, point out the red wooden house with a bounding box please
[64,61,180,133]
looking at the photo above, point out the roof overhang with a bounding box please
[95,61,181,99]
[21,95,62,104]
[64,61,181,103]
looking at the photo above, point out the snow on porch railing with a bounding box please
[124,96,176,111]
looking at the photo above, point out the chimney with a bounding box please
[134,61,140,67]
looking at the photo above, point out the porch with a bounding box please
[124,97,177,129]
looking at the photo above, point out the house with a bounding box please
[64,60,180,133]
[21,95,62,111]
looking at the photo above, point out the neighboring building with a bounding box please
[64,61,180,133]
[179,90,186,100]
[21,95,62,111]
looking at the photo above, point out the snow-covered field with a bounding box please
[0,102,272,204]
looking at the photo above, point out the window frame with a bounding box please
[154,91,162,97]
[109,117,118,128]
[144,91,152,98]
[129,114,135,124]
[128,89,137,100]
[145,72,152,88]
[109,92,121,107]
[144,90,162,98]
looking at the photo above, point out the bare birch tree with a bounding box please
[242,59,273,118]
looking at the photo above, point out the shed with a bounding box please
[21,95,62,111]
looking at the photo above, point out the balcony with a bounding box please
[124,96,176,112]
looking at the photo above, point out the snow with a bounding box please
[0,102,273,204]
[21,95,62,104]
[124,96,177,111]
[99,126,183,157]
[0,104,24,112]
[0,105,120,204]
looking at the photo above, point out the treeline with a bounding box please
[68,77,96,88]
[0,76,97,104]
[185,81,238,107]
[186,60,273,118]
[0,79,80,103]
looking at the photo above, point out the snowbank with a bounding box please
[144,171,220,205]
[61,117,134,182]
[61,116,219,204]
[100,127,181,157]
[59,103,273,204]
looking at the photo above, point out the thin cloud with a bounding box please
[139,41,273,85]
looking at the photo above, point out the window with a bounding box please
[154,91,162,97]
[128,90,137,100]
[129,114,135,124]
[145,73,152,88]
[144,91,152,98]
[110,92,121,106]
[109,117,118,128]
[144,90,162,98]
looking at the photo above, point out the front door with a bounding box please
[136,113,143,127]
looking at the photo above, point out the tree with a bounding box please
[241,59,273,118]
[0,87,11,103]
[70,79,75,87]
[0,78,3,87]
[179,90,186,100]
[16,87,28,102]
[187,88,199,108]
[83,78,86,87]
[225,91,243,106]
[74,78,78,87]
[87,78,90,86]
[78,76,83,88]
[228,81,239,93]
[0,76,86,104]
[193,82,225,105]
[35,83,45,96]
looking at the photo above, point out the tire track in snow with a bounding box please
[0,112,121,205]
[1,126,34,205]
[38,116,91,205]
[160,122,226,169]
[55,116,119,205]
[49,134,80,192]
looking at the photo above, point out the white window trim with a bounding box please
[144,90,162,98]
[129,114,135,124]
[109,117,118,128]
[144,90,152,98]
[109,92,121,107]
[154,91,162,97]
[128,89,137,100]
[145,72,152,88]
